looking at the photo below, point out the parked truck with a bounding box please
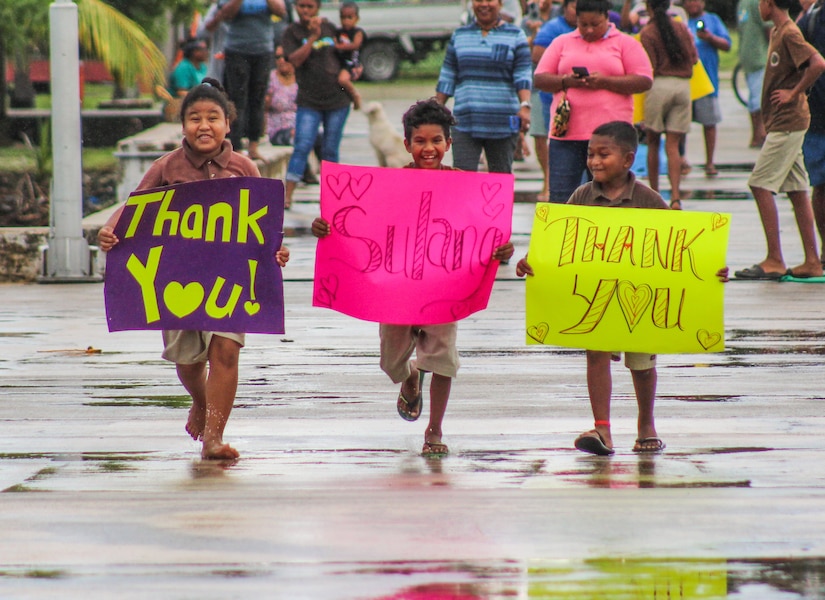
[320,0,465,81]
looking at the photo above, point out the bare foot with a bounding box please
[186,403,206,441]
[202,440,240,460]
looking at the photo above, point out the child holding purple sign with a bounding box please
[311,99,514,456]
[98,79,290,461]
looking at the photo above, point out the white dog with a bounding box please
[364,101,409,168]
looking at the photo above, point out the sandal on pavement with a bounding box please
[633,437,666,453]
[734,264,785,280]
[670,199,682,210]
[422,441,449,456]
[574,429,614,456]
[397,369,426,422]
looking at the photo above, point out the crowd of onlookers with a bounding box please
[168,0,825,276]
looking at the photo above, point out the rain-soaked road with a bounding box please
[2,82,825,598]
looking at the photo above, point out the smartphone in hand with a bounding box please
[572,66,589,78]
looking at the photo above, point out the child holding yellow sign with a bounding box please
[516,120,728,455]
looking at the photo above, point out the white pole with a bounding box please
[43,0,95,281]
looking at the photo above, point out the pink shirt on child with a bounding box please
[536,24,653,141]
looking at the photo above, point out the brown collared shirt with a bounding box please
[566,172,668,209]
[136,139,260,191]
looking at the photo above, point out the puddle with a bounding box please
[667,394,740,402]
[686,189,753,201]
[2,558,819,597]
[84,395,191,409]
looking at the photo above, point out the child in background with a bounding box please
[311,99,515,456]
[98,79,291,461]
[734,0,825,280]
[684,0,731,177]
[516,121,728,454]
[335,1,365,110]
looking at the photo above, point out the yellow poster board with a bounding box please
[525,203,730,354]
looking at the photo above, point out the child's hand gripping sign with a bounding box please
[104,177,286,334]
[526,203,730,354]
[313,162,514,324]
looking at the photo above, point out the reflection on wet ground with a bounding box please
[0,441,807,493]
[0,557,823,598]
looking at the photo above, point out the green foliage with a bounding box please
[104,0,208,40]
[77,0,167,89]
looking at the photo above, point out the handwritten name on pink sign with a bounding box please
[313,161,514,324]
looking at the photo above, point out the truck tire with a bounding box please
[360,40,400,82]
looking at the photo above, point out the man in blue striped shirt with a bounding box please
[436,0,533,173]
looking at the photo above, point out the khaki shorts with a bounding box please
[611,352,657,370]
[161,330,245,364]
[379,323,459,383]
[643,76,692,134]
[748,130,809,193]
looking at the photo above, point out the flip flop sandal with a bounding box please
[574,430,614,456]
[633,437,666,453]
[421,441,449,456]
[397,369,426,422]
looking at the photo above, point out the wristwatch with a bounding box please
[520,100,532,109]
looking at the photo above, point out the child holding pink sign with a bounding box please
[98,79,290,461]
[312,98,514,456]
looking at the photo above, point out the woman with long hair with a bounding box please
[639,0,697,209]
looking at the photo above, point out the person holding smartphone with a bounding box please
[685,0,731,178]
[534,0,653,203]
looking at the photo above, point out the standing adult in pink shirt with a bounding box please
[534,0,653,204]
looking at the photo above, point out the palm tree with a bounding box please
[77,0,167,99]
[0,0,167,111]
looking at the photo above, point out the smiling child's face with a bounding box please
[587,134,634,186]
[183,100,230,158]
[404,123,451,170]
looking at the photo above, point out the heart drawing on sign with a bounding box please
[244,301,261,316]
[314,274,339,308]
[481,182,504,219]
[697,329,722,350]
[711,213,728,231]
[616,281,652,331]
[325,172,352,200]
[450,301,470,320]
[348,173,373,200]
[164,281,205,318]
[535,204,549,222]
[527,322,549,343]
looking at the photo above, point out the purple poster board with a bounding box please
[104,177,285,334]
[313,161,514,324]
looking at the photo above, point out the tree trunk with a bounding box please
[10,51,35,108]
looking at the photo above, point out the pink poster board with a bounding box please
[313,161,514,325]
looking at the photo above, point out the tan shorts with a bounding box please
[748,130,809,193]
[643,76,692,134]
[379,323,459,383]
[611,352,657,370]
[161,330,245,364]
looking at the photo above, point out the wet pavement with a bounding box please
[3,81,825,598]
